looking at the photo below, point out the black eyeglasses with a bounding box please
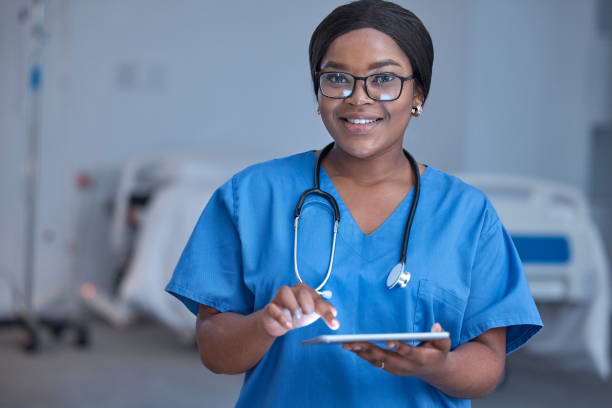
[317,71,415,102]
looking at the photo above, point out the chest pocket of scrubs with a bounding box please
[413,279,466,349]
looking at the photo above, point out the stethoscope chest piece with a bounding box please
[386,263,411,289]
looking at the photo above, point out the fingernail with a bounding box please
[294,308,302,321]
[353,346,362,352]
[331,307,338,317]
[388,342,398,350]
[331,318,340,330]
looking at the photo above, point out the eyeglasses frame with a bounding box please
[316,71,416,102]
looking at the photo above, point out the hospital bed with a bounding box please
[84,153,252,340]
[459,173,610,378]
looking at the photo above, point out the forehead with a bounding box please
[321,28,412,72]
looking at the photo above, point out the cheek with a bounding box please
[391,87,416,118]
[318,105,339,136]
[318,100,340,123]
[386,105,411,126]
[387,97,414,125]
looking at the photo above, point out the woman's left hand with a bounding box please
[342,323,451,377]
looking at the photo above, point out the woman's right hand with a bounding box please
[260,282,340,338]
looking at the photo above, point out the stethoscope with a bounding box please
[293,142,420,299]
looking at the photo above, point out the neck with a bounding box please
[322,142,414,186]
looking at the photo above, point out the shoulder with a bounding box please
[231,150,314,188]
[213,150,314,217]
[423,165,501,235]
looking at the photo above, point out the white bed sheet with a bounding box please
[118,181,216,332]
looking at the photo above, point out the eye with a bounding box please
[370,74,398,86]
[322,72,351,85]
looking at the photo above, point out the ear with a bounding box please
[412,86,424,108]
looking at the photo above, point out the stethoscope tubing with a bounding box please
[293,142,420,297]
[400,147,420,266]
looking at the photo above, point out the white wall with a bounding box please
[465,0,598,191]
[0,0,608,314]
[59,0,471,169]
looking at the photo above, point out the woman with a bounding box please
[166,1,542,406]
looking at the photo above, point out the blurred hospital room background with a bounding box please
[1,0,611,406]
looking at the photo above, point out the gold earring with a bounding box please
[411,105,423,116]
[317,106,321,115]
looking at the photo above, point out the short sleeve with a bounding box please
[165,177,254,316]
[460,211,543,354]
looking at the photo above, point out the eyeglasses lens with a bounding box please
[319,73,401,101]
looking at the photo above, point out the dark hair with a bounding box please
[309,0,434,103]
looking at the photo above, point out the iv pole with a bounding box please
[0,0,89,352]
[22,0,45,341]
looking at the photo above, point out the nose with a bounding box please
[345,78,373,105]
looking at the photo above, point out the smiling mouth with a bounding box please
[339,116,383,134]
[341,118,383,124]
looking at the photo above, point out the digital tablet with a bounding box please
[301,331,449,346]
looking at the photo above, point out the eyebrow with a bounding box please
[321,59,403,71]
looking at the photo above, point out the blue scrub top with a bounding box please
[166,151,542,407]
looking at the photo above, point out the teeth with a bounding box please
[347,118,376,124]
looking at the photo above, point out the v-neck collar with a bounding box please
[309,150,428,261]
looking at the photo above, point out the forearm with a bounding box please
[420,334,505,399]
[196,283,338,375]
[197,309,275,375]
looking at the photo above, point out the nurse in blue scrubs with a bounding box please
[166,1,542,406]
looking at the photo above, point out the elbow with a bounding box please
[199,348,227,374]
[199,348,245,375]
[200,353,222,374]
[196,319,229,374]
[450,359,506,399]
[204,363,226,375]
[485,367,506,396]
[201,361,244,375]
[450,379,501,400]
[471,363,506,399]
[471,381,500,399]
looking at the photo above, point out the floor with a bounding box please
[0,319,610,408]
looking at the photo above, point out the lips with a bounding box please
[345,118,378,124]
[340,111,383,121]
[339,115,383,134]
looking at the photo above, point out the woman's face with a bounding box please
[318,28,422,159]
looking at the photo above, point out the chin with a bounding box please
[333,136,393,159]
